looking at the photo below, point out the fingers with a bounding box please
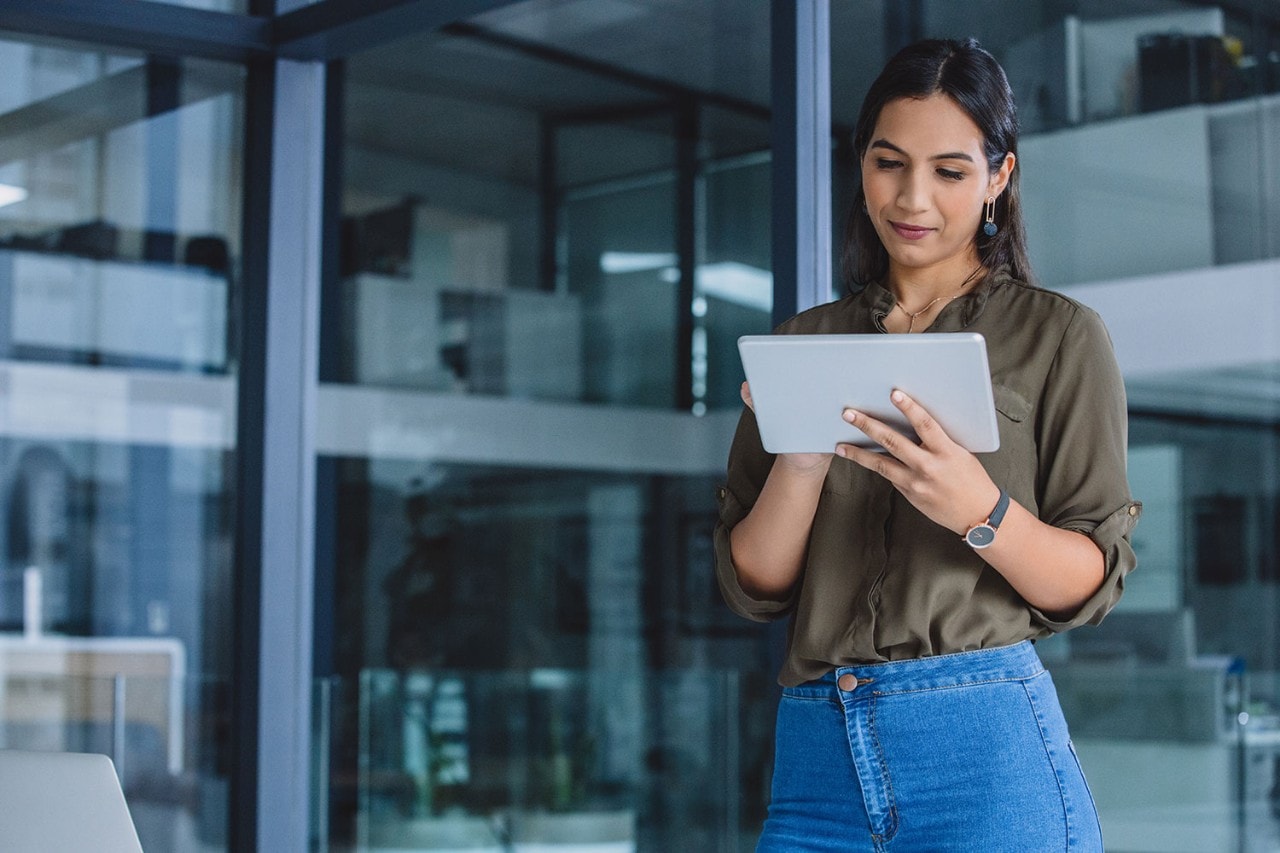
[840,406,921,463]
[888,389,949,449]
[839,391,985,531]
[836,441,907,486]
[740,381,754,411]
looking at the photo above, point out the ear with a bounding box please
[988,152,1016,198]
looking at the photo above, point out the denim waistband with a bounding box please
[787,641,1044,698]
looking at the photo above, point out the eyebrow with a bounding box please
[870,138,975,162]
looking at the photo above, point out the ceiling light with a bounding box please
[600,251,676,274]
[0,184,28,209]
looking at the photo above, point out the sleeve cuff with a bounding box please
[1030,500,1142,632]
[712,485,797,623]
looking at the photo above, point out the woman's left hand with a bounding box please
[837,389,1001,536]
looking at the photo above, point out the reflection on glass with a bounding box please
[353,669,741,849]
[0,37,242,853]
[328,2,779,847]
[320,456,772,848]
[355,670,607,835]
[338,21,771,409]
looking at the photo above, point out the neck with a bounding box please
[886,253,985,307]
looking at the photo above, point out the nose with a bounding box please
[895,167,929,214]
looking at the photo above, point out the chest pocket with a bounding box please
[993,382,1031,423]
[987,382,1034,494]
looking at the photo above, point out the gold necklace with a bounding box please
[896,294,957,332]
[894,267,983,333]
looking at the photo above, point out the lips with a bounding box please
[889,221,932,240]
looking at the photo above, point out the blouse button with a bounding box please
[837,674,858,692]
[1128,505,1139,517]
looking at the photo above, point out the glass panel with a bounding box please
[0,37,242,852]
[0,668,231,851]
[832,0,1280,291]
[324,7,773,845]
[831,3,1280,850]
[702,138,771,411]
[319,455,771,848]
[334,3,771,408]
[565,171,677,406]
[350,669,739,851]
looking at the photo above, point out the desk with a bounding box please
[0,634,185,774]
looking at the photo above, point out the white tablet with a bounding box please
[737,333,1000,454]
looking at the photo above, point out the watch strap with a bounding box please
[986,489,1010,530]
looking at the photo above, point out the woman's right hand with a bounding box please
[741,381,833,474]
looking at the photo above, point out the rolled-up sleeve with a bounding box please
[712,407,798,622]
[1030,305,1142,631]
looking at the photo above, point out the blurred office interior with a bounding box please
[1,0,1280,850]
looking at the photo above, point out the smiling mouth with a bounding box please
[889,221,933,240]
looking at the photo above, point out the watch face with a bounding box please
[966,524,996,548]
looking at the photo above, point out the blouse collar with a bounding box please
[860,265,1010,333]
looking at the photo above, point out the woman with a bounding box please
[714,38,1141,852]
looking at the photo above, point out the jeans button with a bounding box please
[837,673,858,692]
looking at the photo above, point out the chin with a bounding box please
[887,242,970,269]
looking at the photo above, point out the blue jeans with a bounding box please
[757,642,1102,852]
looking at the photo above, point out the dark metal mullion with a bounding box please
[538,117,559,293]
[313,53,346,687]
[770,0,831,326]
[444,21,771,122]
[311,53,346,850]
[675,99,698,411]
[0,0,271,63]
[144,57,182,264]
[231,52,275,853]
[274,0,515,61]
[765,0,830,685]
[317,59,348,386]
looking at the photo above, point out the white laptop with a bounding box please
[737,332,1001,454]
[0,750,143,853]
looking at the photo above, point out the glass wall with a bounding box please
[0,34,243,852]
[319,0,773,847]
[832,3,1280,851]
[4,1,1279,850]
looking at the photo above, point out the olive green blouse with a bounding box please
[714,268,1142,686]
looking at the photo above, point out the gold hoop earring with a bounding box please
[982,196,998,237]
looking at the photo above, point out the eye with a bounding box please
[937,167,965,181]
[875,158,903,170]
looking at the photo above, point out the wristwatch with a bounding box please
[964,489,1010,549]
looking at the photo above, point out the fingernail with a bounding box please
[891,390,904,403]
[835,446,847,457]
[843,410,857,422]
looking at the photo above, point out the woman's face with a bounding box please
[861,93,1014,280]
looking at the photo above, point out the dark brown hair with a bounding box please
[842,38,1033,289]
